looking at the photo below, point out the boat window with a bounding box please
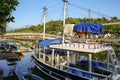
[40,55,43,59]
[45,56,49,61]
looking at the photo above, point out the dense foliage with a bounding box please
[9,17,120,34]
[0,0,19,34]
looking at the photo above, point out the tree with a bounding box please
[111,16,120,22]
[9,17,120,34]
[0,0,19,34]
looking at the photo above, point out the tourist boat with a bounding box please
[32,23,120,80]
[32,38,120,80]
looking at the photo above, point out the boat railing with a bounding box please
[51,42,111,50]
[65,66,112,79]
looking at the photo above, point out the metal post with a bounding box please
[52,49,55,67]
[107,52,109,69]
[39,46,40,59]
[56,54,59,66]
[42,7,47,63]
[67,51,70,67]
[43,6,47,40]
[62,0,68,44]
[43,46,46,63]
[73,53,76,65]
[89,54,92,72]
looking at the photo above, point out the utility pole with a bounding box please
[62,0,67,44]
[88,8,91,19]
[43,6,47,40]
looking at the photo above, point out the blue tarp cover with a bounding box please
[73,23,103,34]
[38,38,62,47]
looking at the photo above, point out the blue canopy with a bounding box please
[73,23,103,34]
[38,38,62,47]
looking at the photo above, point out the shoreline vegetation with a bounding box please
[8,17,120,35]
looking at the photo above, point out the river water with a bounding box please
[0,52,35,80]
[0,52,54,80]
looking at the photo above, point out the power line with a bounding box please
[48,2,62,9]
[68,2,111,19]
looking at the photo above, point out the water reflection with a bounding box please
[0,52,35,80]
[15,53,34,80]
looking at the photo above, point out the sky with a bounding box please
[7,0,120,30]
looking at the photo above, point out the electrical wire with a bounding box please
[68,2,111,19]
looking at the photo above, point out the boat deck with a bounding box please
[50,43,111,53]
